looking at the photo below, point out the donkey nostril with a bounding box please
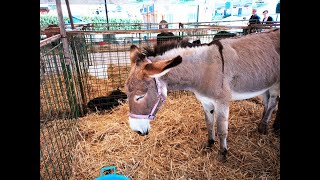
[135,131,142,135]
[134,130,149,136]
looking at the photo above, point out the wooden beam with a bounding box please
[67,26,247,35]
[67,23,280,35]
[40,34,61,48]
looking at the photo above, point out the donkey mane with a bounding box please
[141,33,234,57]
[143,38,207,57]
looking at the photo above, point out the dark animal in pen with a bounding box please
[87,88,127,112]
[213,31,237,40]
[156,32,182,46]
[155,29,235,52]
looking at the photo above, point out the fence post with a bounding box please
[55,0,80,118]
[70,35,88,116]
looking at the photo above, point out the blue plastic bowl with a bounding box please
[94,174,130,180]
[94,166,130,180]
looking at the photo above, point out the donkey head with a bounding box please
[125,45,182,136]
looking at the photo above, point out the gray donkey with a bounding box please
[125,29,280,161]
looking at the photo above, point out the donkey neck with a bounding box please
[152,45,220,92]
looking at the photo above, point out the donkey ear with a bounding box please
[130,45,140,64]
[130,45,146,65]
[142,55,182,78]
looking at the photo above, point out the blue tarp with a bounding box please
[67,16,86,24]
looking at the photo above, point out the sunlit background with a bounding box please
[40,0,280,28]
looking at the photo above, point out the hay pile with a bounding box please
[71,94,279,180]
[62,64,130,100]
[107,64,131,85]
[85,64,130,98]
[90,43,132,53]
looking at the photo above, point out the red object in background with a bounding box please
[150,38,156,43]
[44,25,60,38]
[98,42,106,45]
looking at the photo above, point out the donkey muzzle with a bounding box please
[129,117,150,136]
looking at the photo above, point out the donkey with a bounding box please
[125,29,280,161]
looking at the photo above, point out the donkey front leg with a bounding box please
[195,93,216,149]
[200,102,215,149]
[216,102,230,162]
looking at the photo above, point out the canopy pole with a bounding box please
[104,0,110,30]
[65,0,75,29]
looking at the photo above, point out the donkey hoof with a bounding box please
[203,143,212,151]
[217,149,228,162]
[273,129,280,136]
[207,139,215,147]
[273,127,280,136]
[258,122,268,135]
[273,122,280,136]
[203,139,215,150]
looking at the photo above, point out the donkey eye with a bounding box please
[135,94,145,101]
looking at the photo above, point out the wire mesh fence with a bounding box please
[40,36,80,180]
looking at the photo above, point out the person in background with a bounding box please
[262,10,273,24]
[262,10,274,29]
[247,8,261,34]
[249,8,261,25]
[157,19,180,46]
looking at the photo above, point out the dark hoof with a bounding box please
[273,120,280,136]
[273,129,280,137]
[207,139,215,147]
[202,139,215,151]
[273,125,280,136]
[258,122,268,135]
[217,149,228,162]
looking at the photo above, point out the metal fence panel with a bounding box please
[40,37,79,180]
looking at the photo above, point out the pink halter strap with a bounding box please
[129,58,167,120]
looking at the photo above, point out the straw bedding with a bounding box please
[71,94,280,180]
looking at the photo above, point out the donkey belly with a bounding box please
[231,88,269,101]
